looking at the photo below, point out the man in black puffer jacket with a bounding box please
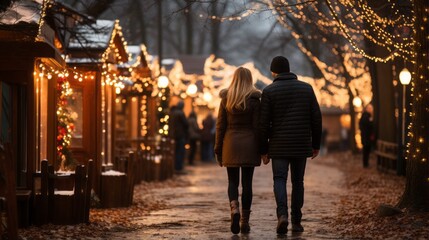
[259,56,322,235]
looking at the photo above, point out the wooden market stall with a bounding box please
[0,0,96,227]
[0,0,65,230]
[65,19,134,207]
[116,45,175,184]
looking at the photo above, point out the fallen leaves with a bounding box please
[316,152,429,239]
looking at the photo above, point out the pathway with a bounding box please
[117,159,344,239]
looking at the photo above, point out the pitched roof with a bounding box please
[0,0,43,25]
[68,19,115,49]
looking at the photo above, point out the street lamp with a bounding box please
[352,96,362,108]
[398,67,411,175]
[352,96,363,150]
[399,67,411,146]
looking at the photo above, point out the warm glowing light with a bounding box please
[158,76,169,88]
[399,68,412,85]
[352,96,362,108]
[203,92,213,102]
[186,83,198,96]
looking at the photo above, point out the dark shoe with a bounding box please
[276,215,288,235]
[230,200,240,234]
[292,223,304,232]
[240,209,251,234]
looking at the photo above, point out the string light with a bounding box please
[36,0,50,41]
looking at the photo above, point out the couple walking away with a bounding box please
[214,56,322,235]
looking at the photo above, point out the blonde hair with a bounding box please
[226,67,257,112]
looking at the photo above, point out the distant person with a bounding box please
[187,111,200,166]
[359,103,374,168]
[320,128,328,156]
[214,67,261,234]
[201,113,215,162]
[169,101,188,173]
[259,56,322,234]
[340,127,349,151]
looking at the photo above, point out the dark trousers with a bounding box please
[272,157,307,223]
[362,144,371,168]
[201,140,214,162]
[188,139,197,165]
[227,167,255,210]
[175,137,186,171]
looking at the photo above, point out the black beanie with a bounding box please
[270,56,290,74]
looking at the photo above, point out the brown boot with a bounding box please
[240,209,251,234]
[276,215,288,235]
[230,200,240,234]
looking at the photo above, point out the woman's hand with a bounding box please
[261,154,270,165]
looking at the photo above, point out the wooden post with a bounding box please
[84,159,94,223]
[0,144,18,239]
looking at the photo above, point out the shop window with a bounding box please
[67,88,83,148]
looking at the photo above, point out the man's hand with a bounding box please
[261,154,270,165]
[311,149,319,159]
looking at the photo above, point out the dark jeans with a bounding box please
[362,144,371,167]
[227,167,255,210]
[201,140,214,162]
[188,139,197,165]
[175,137,186,171]
[272,157,307,223]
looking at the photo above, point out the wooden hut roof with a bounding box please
[0,0,43,25]
[0,0,64,66]
[67,20,128,64]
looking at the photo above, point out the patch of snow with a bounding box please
[55,190,74,196]
[102,170,125,176]
[0,0,41,25]
[68,19,114,49]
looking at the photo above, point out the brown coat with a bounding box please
[214,89,261,167]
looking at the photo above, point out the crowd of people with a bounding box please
[168,103,217,174]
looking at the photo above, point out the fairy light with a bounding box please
[36,0,50,41]
[56,72,75,170]
[33,60,83,170]
[197,2,260,22]
[101,20,129,65]
[317,0,408,62]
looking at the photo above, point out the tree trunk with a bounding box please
[185,1,193,55]
[397,0,429,211]
[210,2,220,56]
[135,0,148,46]
[157,0,163,73]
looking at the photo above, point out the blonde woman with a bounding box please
[214,67,261,234]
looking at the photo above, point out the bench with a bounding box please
[374,140,398,174]
[32,159,94,225]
